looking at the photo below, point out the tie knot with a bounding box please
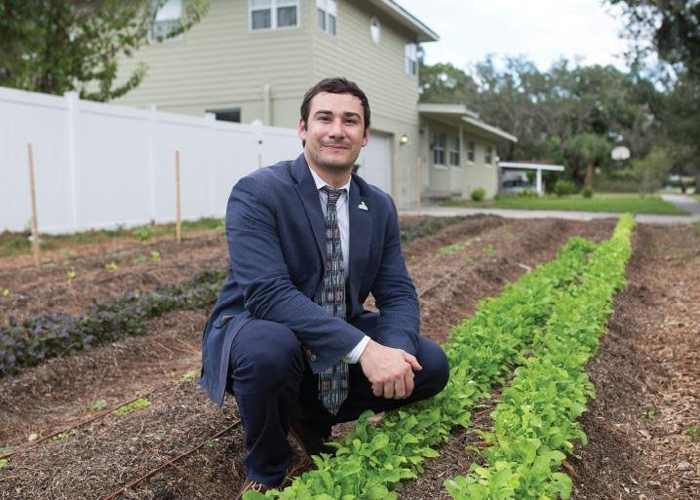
[322,186,346,205]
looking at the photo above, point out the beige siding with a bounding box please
[115,0,315,118]
[310,1,420,129]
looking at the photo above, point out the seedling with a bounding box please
[439,243,463,255]
[0,459,7,470]
[645,408,657,421]
[464,257,473,266]
[151,251,161,263]
[105,261,119,270]
[89,399,107,411]
[112,397,151,416]
[205,440,215,449]
[133,255,148,264]
[685,425,699,439]
[66,269,76,280]
[134,226,152,242]
[51,430,77,441]
[181,369,198,381]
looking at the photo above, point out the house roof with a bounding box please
[418,103,517,143]
[368,0,440,42]
[499,162,565,172]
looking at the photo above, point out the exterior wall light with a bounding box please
[399,134,409,145]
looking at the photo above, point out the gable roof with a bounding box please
[367,0,440,42]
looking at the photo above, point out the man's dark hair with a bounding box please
[300,77,371,131]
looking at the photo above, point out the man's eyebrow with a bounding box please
[312,110,361,119]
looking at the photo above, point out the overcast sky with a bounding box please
[397,0,631,72]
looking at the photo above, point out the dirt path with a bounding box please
[0,217,615,499]
[569,224,700,500]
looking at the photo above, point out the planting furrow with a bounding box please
[247,237,600,499]
[445,214,634,500]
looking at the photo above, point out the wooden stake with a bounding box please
[415,156,422,213]
[175,150,182,244]
[27,143,40,268]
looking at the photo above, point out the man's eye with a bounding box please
[319,115,331,122]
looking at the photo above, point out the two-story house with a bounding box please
[115,0,516,207]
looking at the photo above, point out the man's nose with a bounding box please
[328,118,345,138]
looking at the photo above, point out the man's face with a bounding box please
[298,92,369,173]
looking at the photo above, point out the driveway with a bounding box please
[402,204,700,225]
[660,194,700,214]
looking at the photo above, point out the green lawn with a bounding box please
[0,217,224,257]
[443,193,688,215]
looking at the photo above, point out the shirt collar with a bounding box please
[308,164,351,193]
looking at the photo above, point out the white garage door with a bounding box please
[355,131,391,194]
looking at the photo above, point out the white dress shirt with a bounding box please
[308,166,370,363]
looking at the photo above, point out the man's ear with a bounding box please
[298,118,307,142]
[362,128,370,147]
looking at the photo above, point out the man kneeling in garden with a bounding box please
[199,77,449,498]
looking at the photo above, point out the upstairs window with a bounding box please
[432,132,446,166]
[405,43,418,75]
[370,17,381,44]
[250,0,299,31]
[317,0,337,35]
[467,141,475,163]
[485,145,493,165]
[449,136,460,166]
[150,0,183,42]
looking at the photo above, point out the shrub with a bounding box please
[582,187,593,198]
[471,187,486,202]
[554,180,578,197]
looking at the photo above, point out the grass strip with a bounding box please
[0,268,226,377]
[245,236,600,499]
[444,214,634,500]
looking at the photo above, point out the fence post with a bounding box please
[204,112,216,216]
[27,143,40,267]
[64,91,79,231]
[175,150,182,244]
[416,156,422,213]
[148,105,158,222]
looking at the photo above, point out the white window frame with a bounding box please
[432,132,446,167]
[149,0,183,43]
[485,145,493,166]
[405,43,418,75]
[317,0,337,35]
[467,141,475,164]
[250,0,300,31]
[449,136,460,166]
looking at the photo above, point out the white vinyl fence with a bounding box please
[1,86,301,234]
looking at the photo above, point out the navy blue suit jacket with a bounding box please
[200,154,420,405]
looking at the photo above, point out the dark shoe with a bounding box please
[235,477,272,500]
[289,421,336,459]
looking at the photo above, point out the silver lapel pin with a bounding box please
[358,201,368,211]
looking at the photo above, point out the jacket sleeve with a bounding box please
[226,175,365,373]
[370,198,420,356]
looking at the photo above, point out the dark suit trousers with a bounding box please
[226,312,450,487]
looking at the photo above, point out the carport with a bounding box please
[498,162,565,195]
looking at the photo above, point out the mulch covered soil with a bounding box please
[5,217,695,500]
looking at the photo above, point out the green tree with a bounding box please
[561,133,612,188]
[630,146,675,194]
[0,0,209,101]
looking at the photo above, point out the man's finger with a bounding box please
[402,352,422,371]
[394,377,407,400]
[372,382,383,397]
[403,370,414,398]
[383,381,394,400]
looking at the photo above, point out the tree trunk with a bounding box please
[585,164,594,190]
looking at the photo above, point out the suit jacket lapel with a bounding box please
[348,179,372,292]
[291,155,326,262]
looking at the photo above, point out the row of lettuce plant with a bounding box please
[444,214,635,500]
[245,236,600,499]
[0,268,227,377]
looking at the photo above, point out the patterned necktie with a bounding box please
[318,186,349,415]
